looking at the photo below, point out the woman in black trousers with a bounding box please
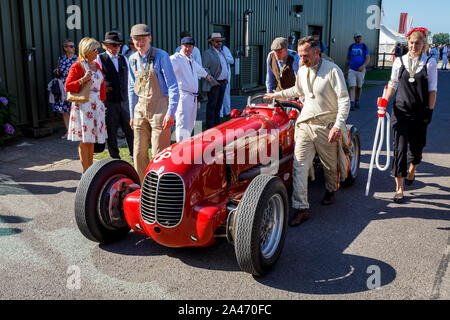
[383,28,438,203]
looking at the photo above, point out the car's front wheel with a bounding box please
[74,159,140,244]
[234,175,289,277]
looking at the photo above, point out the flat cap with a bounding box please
[181,37,195,46]
[130,24,151,37]
[271,37,288,51]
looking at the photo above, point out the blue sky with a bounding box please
[382,0,449,35]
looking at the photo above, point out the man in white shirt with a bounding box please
[202,33,230,129]
[220,45,234,118]
[171,37,214,142]
[97,31,134,160]
[265,36,350,226]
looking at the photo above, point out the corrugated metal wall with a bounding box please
[329,0,382,68]
[0,0,381,127]
[0,0,28,126]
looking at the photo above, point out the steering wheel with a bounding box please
[278,101,303,112]
[248,95,283,109]
[248,95,302,112]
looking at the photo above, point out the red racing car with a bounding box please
[74,95,360,276]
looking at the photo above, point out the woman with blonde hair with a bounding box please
[65,37,107,173]
[379,28,438,203]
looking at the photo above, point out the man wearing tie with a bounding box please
[97,31,134,159]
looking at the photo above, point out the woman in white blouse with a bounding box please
[382,28,438,203]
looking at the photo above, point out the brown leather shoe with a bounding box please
[321,190,336,206]
[289,209,309,227]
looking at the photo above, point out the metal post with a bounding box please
[244,9,253,58]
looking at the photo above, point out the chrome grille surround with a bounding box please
[140,171,185,228]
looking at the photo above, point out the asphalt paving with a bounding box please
[0,70,449,301]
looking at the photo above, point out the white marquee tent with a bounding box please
[379,24,407,54]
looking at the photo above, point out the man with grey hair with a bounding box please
[265,36,350,226]
[128,24,180,182]
[266,37,300,93]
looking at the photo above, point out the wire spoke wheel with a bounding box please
[260,194,284,260]
[234,175,288,277]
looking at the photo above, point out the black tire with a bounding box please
[341,125,361,188]
[234,175,289,277]
[74,159,140,244]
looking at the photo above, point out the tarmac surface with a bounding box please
[0,70,449,301]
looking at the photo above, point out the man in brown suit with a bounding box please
[265,37,300,93]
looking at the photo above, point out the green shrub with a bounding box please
[0,85,16,146]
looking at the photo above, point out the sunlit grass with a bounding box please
[94,145,136,166]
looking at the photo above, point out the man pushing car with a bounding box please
[265,36,350,226]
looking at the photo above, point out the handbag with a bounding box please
[67,61,91,103]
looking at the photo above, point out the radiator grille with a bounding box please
[140,172,185,227]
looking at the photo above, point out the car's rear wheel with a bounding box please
[341,125,361,188]
[74,159,140,244]
[234,175,288,277]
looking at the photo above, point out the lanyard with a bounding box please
[306,59,323,98]
[138,48,153,74]
[407,54,422,83]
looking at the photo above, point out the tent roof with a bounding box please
[380,24,407,45]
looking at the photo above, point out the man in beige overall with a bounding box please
[265,36,350,226]
[128,24,180,183]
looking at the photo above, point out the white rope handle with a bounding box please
[365,86,392,197]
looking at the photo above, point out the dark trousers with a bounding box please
[206,80,228,129]
[392,118,429,178]
[105,101,134,159]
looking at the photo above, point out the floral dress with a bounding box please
[68,64,107,144]
[52,55,78,113]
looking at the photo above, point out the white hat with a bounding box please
[354,32,362,38]
[209,32,225,41]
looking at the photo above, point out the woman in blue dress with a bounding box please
[53,39,78,139]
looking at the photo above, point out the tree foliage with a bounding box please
[433,33,450,45]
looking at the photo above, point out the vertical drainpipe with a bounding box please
[18,0,39,129]
[378,0,383,68]
[244,9,253,57]
[327,0,333,58]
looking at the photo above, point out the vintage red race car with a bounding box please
[74,95,361,276]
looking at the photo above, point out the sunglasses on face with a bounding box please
[65,45,75,48]
[112,44,121,48]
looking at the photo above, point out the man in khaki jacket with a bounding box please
[265,36,350,226]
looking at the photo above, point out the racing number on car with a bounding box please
[153,147,173,163]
